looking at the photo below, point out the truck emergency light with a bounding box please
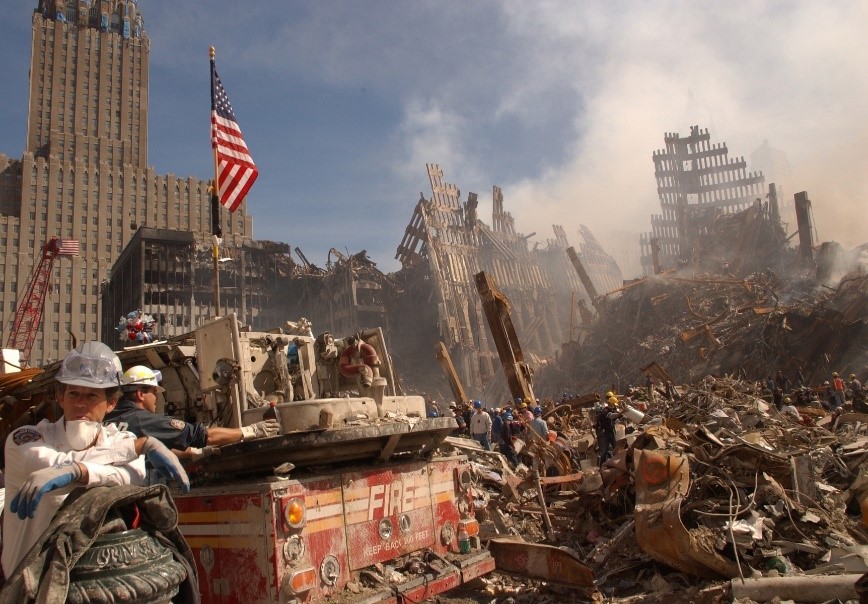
[284,567,317,595]
[283,497,306,529]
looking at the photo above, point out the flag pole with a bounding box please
[209,46,222,317]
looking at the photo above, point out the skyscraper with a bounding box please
[0,0,252,364]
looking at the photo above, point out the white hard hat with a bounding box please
[56,341,123,389]
[122,365,165,392]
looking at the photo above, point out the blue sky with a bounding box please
[1,1,865,276]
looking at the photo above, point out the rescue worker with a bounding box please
[105,365,280,460]
[2,342,189,576]
[821,381,835,410]
[499,413,521,466]
[848,374,865,412]
[594,396,621,466]
[449,403,467,435]
[831,372,846,408]
[462,403,473,434]
[528,406,549,439]
[775,370,790,393]
[469,400,492,451]
[491,408,504,449]
[780,397,801,422]
[520,401,534,422]
[772,386,783,410]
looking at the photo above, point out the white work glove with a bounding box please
[142,437,190,493]
[241,419,280,441]
[11,461,82,519]
[190,446,222,462]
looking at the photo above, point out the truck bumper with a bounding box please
[362,551,496,604]
[397,551,496,603]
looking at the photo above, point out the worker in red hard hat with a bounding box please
[3,342,190,576]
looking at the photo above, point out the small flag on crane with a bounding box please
[57,239,80,256]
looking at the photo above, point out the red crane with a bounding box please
[6,237,78,364]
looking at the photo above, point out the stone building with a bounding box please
[0,0,251,364]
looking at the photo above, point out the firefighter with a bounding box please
[2,342,189,576]
[105,365,280,461]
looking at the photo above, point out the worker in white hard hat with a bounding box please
[104,365,280,461]
[2,342,190,576]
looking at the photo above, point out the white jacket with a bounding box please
[2,419,146,576]
[469,411,492,435]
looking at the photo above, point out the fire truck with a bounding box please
[74,314,493,603]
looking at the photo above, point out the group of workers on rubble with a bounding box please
[0,341,281,580]
[434,389,640,471]
[431,396,572,469]
[761,368,865,422]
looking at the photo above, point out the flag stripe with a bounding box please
[210,62,258,213]
[57,239,80,256]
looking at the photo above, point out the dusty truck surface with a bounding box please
[107,314,493,603]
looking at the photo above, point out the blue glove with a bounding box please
[11,461,82,519]
[142,437,190,493]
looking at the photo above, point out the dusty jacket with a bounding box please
[0,484,199,604]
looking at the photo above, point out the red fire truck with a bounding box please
[120,314,494,603]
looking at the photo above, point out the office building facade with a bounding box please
[0,0,252,364]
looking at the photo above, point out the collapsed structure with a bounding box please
[101,163,622,403]
[640,126,778,276]
[389,164,620,400]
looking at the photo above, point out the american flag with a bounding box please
[210,61,258,213]
[56,239,79,256]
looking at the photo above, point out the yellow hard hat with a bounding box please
[605,391,615,398]
[832,372,838,377]
[607,396,619,406]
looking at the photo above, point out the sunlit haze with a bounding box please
[0,1,864,277]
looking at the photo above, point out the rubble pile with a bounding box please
[540,266,867,396]
[443,375,868,603]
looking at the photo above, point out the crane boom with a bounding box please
[6,238,63,363]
